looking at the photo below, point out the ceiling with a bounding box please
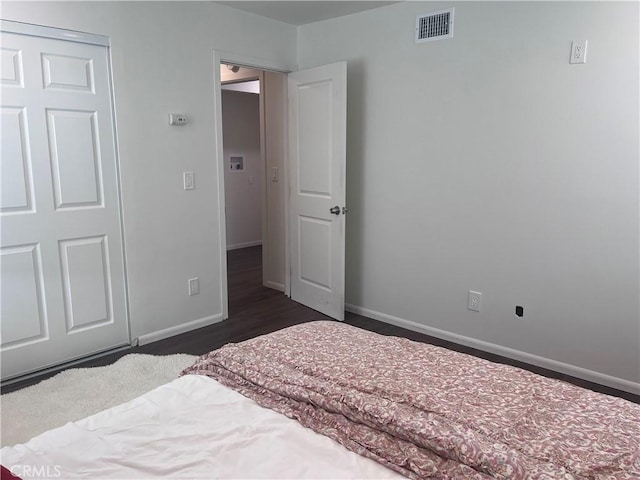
[215,1,399,26]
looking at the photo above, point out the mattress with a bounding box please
[4,321,639,479]
[0,374,403,479]
[184,321,640,479]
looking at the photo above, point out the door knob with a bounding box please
[329,206,341,215]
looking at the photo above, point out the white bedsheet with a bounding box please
[1,374,402,479]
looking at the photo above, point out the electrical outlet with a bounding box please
[468,291,482,312]
[570,40,588,64]
[188,277,200,296]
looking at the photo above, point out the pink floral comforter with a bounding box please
[182,321,640,479]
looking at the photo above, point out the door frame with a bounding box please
[212,50,293,320]
[0,19,110,47]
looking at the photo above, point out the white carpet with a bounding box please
[0,353,197,447]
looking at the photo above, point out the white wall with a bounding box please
[1,1,297,341]
[298,2,640,390]
[222,90,262,250]
[5,1,637,392]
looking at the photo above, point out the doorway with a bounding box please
[214,54,347,322]
[219,63,288,308]
[221,66,262,252]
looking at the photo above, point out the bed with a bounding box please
[2,321,639,479]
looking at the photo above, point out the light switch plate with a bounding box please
[188,277,199,296]
[183,171,195,190]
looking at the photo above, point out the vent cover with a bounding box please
[415,8,454,43]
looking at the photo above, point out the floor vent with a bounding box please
[415,8,454,43]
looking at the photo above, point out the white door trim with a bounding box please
[215,50,292,75]
[0,19,110,46]
[104,31,133,348]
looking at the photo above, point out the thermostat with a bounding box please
[169,113,188,126]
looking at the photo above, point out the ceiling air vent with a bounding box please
[415,8,454,43]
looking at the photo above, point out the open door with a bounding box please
[288,62,347,320]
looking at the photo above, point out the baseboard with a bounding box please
[264,280,285,292]
[227,241,262,251]
[136,313,225,346]
[345,303,640,395]
[1,344,132,387]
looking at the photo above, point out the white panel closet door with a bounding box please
[0,29,129,379]
[288,62,347,320]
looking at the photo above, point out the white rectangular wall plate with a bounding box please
[468,290,482,312]
[569,40,588,64]
[169,113,188,125]
[183,171,195,190]
[188,277,199,296]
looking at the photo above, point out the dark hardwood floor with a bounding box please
[3,246,638,403]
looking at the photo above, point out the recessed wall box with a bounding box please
[229,155,244,172]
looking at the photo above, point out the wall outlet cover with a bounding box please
[569,40,588,64]
[188,277,200,296]
[468,291,482,312]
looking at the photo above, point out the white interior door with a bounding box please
[0,24,129,379]
[288,62,347,320]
